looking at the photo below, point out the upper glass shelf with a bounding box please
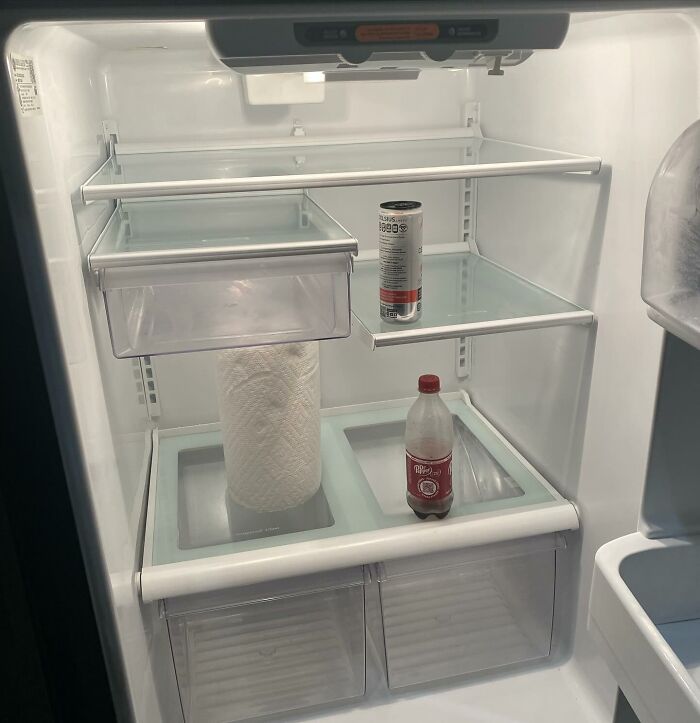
[82,136,601,202]
[351,249,593,349]
[89,193,358,270]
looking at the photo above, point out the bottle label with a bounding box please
[406,450,453,501]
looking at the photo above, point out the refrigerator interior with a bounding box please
[6,7,700,722]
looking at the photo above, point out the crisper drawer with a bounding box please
[88,194,357,358]
[164,568,367,723]
[376,534,562,690]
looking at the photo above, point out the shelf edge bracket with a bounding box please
[102,119,120,159]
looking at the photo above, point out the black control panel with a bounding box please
[296,20,499,47]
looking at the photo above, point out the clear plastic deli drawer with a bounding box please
[377,535,562,690]
[88,194,357,357]
[164,568,367,723]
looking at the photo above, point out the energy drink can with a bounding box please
[379,201,423,323]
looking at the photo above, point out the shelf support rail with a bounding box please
[457,103,481,379]
[81,120,121,205]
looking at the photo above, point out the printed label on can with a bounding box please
[379,208,422,321]
[406,450,452,501]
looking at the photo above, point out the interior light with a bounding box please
[303,71,326,84]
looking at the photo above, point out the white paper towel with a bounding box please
[216,342,321,513]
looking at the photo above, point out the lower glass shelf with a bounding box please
[140,391,578,602]
[351,248,594,349]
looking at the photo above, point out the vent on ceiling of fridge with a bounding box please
[205,11,569,77]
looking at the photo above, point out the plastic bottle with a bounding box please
[405,374,454,519]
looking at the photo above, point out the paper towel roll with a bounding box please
[216,342,321,513]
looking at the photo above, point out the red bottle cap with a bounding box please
[418,374,441,393]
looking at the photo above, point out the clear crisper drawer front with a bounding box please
[165,569,366,723]
[89,195,356,357]
[102,254,351,357]
[377,536,560,690]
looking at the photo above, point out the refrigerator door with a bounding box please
[643,120,700,350]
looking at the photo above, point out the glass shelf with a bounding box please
[140,392,578,602]
[351,249,593,349]
[89,194,358,269]
[82,136,601,202]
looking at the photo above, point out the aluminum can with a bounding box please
[378,201,423,323]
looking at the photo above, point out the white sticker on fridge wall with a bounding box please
[11,54,42,115]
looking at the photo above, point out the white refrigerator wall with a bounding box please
[5,24,181,723]
[468,9,700,709]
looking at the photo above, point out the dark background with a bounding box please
[0,175,118,720]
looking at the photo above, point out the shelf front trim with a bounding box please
[356,310,595,350]
[91,238,359,269]
[140,501,578,602]
[83,157,602,202]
